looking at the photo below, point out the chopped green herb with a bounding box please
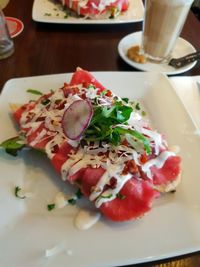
[64,14,68,19]
[68,198,76,205]
[44,13,51,16]
[87,84,96,90]
[47,203,55,211]
[116,193,126,200]
[41,99,50,105]
[109,6,120,19]
[100,90,107,96]
[15,186,25,199]
[99,194,113,199]
[75,189,83,199]
[135,103,140,110]
[0,136,25,156]
[122,97,129,103]
[142,110,146,116]
[27,89,43,96]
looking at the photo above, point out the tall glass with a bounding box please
[142,0,194,63]
[0,0,10,9]
[0,6,14,59]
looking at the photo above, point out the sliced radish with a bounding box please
[62,100,93,140]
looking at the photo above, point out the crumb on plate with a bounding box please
[127,45,146,64]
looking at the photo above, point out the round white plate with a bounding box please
[118,31,197,75]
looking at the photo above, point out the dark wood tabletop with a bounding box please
[0,1,200,266]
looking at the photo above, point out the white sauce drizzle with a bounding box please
[19,81,178,210]
[74,209,101,230]
[142,151,175,179]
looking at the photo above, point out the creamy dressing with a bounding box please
[74,209,101,230]
[142,151,175,179]
[19,81,178,209]
[95,173,132,208]
[89,159,129,207]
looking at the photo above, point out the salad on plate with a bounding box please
[0,68,181,223]
[57,0,130,19]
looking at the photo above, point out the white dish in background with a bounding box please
[0,72,200,267]
[32,0,144,24]
[118,32,197,75]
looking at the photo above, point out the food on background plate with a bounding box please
[127,45,146,64]
[0,68,181,222]
[57,0,130,19]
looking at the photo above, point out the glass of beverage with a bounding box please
[0,5,14,60]
[0,0,10,9]
[142,0,194,63]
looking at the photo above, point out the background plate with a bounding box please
[118,32,197,75]
[0,72,200,267]
[32,0,144,24]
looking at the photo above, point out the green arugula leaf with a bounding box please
[26,89,43,96]
[114,127,151,155]
[0,136,25,156]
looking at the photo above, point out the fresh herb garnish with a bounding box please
[142,110,146,116]
[15,186,25,199]
[0,136,25,156]
[83,101,151,154]
[135,102,141,110]
[75,189,83,199]
[99,194,113,199]
[116,193,126,200]
[41,99,50,105]
[47,203,55,211]
[44,13,52,16]
[87,84,96,90]
[68,198,76,205]
[122,97,129,103]
[109,6,120,19]
[27,89,43,96]
[114,127,151,155]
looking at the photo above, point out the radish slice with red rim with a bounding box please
[62,100,93,140]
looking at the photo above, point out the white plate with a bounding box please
[32,0,144,24]
[118,32,197,75]
[170,76,200,131]
[0,72,200,267]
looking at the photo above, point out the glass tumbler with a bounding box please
[142,0,194,63]
[0,6,14,60]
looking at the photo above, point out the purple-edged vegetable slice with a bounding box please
[62,100,93,140]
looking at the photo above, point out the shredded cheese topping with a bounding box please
[19,81,176,208]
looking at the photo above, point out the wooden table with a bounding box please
[0,1,200,266]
